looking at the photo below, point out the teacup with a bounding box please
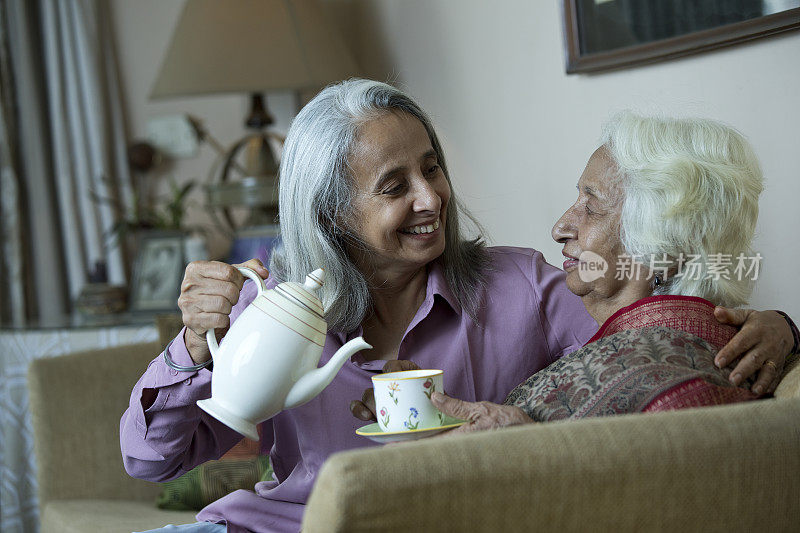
[372,369,445,433]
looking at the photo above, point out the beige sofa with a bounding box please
[28,342,197,533]
[29,342,800,532]
[303,357,800,532]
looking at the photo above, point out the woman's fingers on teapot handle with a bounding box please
[179,287,235,338]
[234,258,270,280]
[189,311,231,338]
[183,260,265,295]
[180,260,259,328]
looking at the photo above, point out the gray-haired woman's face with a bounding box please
[347,111,450,273]
[551,147,649,315]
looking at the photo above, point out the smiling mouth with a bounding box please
[562,252,579,270]
[399,219,440,235]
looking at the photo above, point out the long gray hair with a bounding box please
[270,79,489,332]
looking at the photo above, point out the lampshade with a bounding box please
[150,0,359,98]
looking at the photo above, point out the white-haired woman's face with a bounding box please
[348,111,450,274]
[552,147,650,320]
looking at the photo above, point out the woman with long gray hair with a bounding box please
[121,80,796,533]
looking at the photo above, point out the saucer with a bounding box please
[355,415,466,443]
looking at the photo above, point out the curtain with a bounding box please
[40,0,133,298]
[0,1,132,531]
[0,0,132,330]
[0,1,30,327]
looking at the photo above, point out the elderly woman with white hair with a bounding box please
[120,81,796,533]
[433,112,797,430]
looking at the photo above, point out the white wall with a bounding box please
[111,0,800,317]
[354,0,800,317]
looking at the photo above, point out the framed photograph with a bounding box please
[130,232,186,313]
[562,0,800,73]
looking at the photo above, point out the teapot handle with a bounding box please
[206,266,268,357]
[234,266,268,298]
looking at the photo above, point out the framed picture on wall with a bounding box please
[562,0,800,73]
[130,232,186,313]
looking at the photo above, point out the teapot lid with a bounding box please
[272,268,325,320]
[250,268,327,345]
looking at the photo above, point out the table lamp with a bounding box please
[150,0,359,230]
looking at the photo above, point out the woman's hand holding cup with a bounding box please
[178,258,269,365]
[430,393,533,434]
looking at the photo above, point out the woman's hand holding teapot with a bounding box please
[178,258,270,365]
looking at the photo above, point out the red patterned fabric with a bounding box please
[644,378,757,412]
[505,295,759,421]
[587,295,736,350]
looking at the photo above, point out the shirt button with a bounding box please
[184,378,192,385]
[170,369,178,376]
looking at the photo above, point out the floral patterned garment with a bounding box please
[504,296,759,421]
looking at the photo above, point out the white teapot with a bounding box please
[196,267,371,440]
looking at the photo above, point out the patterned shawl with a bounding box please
[504,295,758,421]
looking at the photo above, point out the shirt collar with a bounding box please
[332,261,462,345]
[426,260,461,316]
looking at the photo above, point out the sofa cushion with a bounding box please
[775,355,800,398]
[156,435,272,511]
[156,456,272,511]
[40,500,198,533]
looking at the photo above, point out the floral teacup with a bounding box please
[372,369,445,433]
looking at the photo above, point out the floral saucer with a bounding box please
[355,415,466,444]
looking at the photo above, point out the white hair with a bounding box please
[603,111,764,307]
[270,79,488,332]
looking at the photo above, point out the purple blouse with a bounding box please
[119,247,595,532]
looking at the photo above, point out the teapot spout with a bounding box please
[283,337,372,410]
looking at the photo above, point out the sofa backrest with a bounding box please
[304,395,800,532]
[775,355,800,399]
[28,342,163,508]
[304,355,800,532]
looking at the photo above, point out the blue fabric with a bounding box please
[134,522,226,533]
